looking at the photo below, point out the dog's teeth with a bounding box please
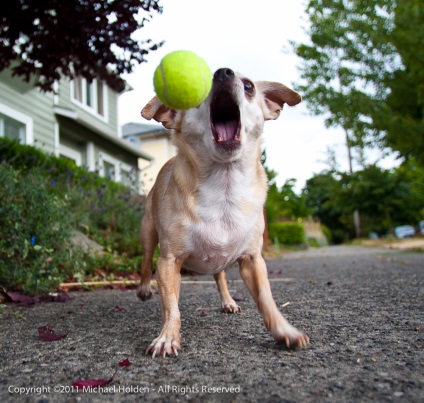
[217,135,222,142]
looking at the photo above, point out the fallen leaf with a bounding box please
[200,310,208,317]
[115,306,125,311]
[5,292,70,305]
[118,358,131,367]
[72,368,118,390]
[38,324,68,342]
[6,292,37,306]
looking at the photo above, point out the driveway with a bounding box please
[0,246,423,402]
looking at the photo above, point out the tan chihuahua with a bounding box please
[138,68,309,357]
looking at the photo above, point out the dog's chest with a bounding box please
[183,167,264,273]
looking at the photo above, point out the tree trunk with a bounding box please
[353,209,361,239]
[344,126,362,239]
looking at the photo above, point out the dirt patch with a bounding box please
[359,237,424,251]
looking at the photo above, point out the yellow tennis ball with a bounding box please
[153,50,212,110]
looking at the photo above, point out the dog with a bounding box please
[137,67,309,357]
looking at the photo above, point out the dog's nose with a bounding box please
[214,68,235,82]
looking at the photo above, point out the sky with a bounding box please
[118,0,397,192]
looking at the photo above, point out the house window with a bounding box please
[58,143,82,166]
[0,113,26,143]
[99,152,137,190]
[120,168,132,188]
[103,160,115,180]
[0,105,33,145]
[71,76,108,119]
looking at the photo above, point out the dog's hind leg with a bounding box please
[213,271,241,313]
[137,196,158,301]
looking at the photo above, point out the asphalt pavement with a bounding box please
[0,245,423,402]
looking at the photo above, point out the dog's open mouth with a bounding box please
[210,92,241,152]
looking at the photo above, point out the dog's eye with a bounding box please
[243,81,254,93]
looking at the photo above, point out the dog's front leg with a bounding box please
[146,256,183,358]
[239,254,309,350]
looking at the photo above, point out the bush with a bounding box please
[0,138,146,295]
[0,138,144,256]
[0,164,74,295]
[51,175,144,257]
[321,225,332,244]
[269,222,305,245]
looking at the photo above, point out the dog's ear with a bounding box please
[256,82,301,120]
[141,96,177,129]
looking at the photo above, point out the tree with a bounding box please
[373,1,424,165]
[303,164,424,241]
[292,0,424,165]
[303,172,348,243]
[0,0,163,92]
[291,0,401,238]
[335,166,422,236]
[261,151,309,224]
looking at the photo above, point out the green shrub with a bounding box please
[51,176,144,257]
[0,138,147,294]
[269,222,305,245]
[321,225,332,244]
[0,164,74,295]
[0,137,144,257]
[0,137,109,187]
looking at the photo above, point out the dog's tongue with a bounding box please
[215,120,238,141]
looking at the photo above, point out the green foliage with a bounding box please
[0,0,163,92]
[303,172,348,242]
[292,0,424,166]
[0,138,145,295]
[0,137,121,188]
[262,150,310,222]
[0,164,74,295]
[292,0,395,162]
[55,180,144,257]
[374,1,424,165]
[336,165,422,235]
[321,225,332,244]
[269,222,305,246]
[0,137,144,255]
[303,162,424,241]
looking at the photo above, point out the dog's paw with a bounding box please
[146,330,181,358]
[272,325,309,350]
[221,301,241,314]
[136,284,153,301]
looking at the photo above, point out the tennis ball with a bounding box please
[153,50,212,110]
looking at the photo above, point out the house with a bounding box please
[123,122,176,194]
[0,69,152,192]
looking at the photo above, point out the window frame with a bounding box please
[0,103,33,145]
[70,76,108,122]
[99,152,133,184]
